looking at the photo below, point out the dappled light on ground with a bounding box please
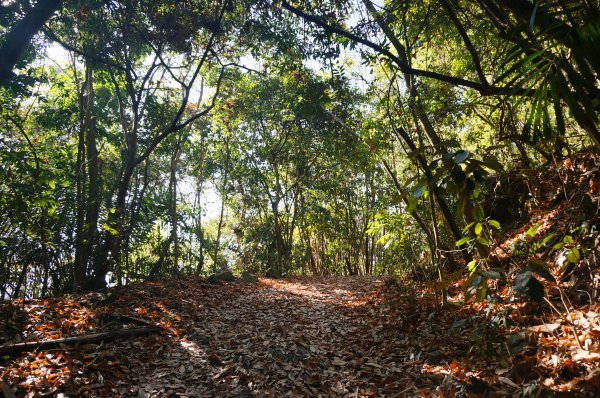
[1,276,599,396]
[265,277,381,307]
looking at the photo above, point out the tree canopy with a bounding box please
[0,0,598,294]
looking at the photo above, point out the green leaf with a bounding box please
[488,219,501,229]
[407,196,417,213]
[472,204,485,222]
[482,270,504,280]
[453,150,470,164]
[476,286,488,302]
[541,233,556,246]
[102,224,118,235]
[526,277,545,302]
[477,236,490,246]
[470,274,483,287]
[481,155,504,172]
[452,168,467,184]
[467,260,478,273]
[550,81,566,136]
[450,318,468,330]
[556,73,590,130]
[456,236,471,247]
[516,269,545,302]
[474,223,483,236]
[413,185,427,198]
[515,270,533,296]
[529,2,539,31]
[526,224,541,238]
[528,259,556,282]
[48,180,56,189]
[463,222,475,232]
[567,248,580,263]
[455,196,466,218]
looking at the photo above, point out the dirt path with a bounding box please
[2,277,440,397]
[131,277,425,397]
[2,277,598,397]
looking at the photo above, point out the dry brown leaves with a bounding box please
[0,275,598,397]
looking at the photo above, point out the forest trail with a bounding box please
[3,1,600,396]
[133,277,417,397]
[2,276,599,397]
[3,277,431,397]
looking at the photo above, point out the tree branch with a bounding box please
[43,28,128,72]
[0,0,63,86]
[438,0,488,85]
[0,327,159,356]
[281,0,531,97]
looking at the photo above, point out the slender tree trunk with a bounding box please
[13,262,28,299]
[430,194,447,307]
[73,99,87,290]
[169,138,182,274]
[94,164,135,288]
[284,188,300,273]
[194,178,205,275]
[213,137,230,272]
[93,69,138,289]
[0,258,7,299]
[74,58,97,291]
[193,133,207,276]
[271,196,285,273]
[40,212,50,297]
[121,160,150,281]
[83,59,100,281]
[389,128,465,245]
[0,0,63,86]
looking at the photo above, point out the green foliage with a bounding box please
[450,305,514,357]
[1,0,598,299]
[492,1,600,144]
[508,226,586,302]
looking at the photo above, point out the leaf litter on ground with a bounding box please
[0,273,598,397]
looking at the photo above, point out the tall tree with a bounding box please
[0,0,62,86]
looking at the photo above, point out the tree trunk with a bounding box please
[39,213,50,297]
[430,194,447,307]
[13,262,28,299]
[0,0,63,86]
[194,178,205,276]
[213,137,230,272]
[169,138,182,274]
[73,100,87,290]
[93,69,138,289]
[83,59,100,284]
[74,58,96,291]
[94,165,135,289]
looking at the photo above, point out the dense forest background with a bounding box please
[1,0,599,299]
